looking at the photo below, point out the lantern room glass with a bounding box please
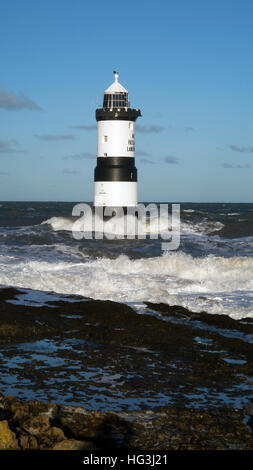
[103,93,128,108]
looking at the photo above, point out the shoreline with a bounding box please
[0,391,252,450]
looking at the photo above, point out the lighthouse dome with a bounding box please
[103,71,129,108]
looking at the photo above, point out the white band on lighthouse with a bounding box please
[94,181,137,207]
[97,121,135,158]
[94,72,141,208]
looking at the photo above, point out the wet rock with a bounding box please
[21,414,51,436]
[38,426,66,449]
[0,392,252,450]
[56,407,133,449]
[19,433,38,450]
[0,420,18,450]
[0,287,22,302]
[248,415,253,431]
[0,288,253,450]
[52,439,95,450]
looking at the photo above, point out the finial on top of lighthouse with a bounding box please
[113,70,119,82]
[104,72,128,94]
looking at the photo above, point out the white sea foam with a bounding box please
[42,214,171,236]
[41,214,224,237]
[0,251,252,319]
[41,216,75,232]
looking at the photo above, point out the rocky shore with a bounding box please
[0,286,253,450]
[0,391,253,450]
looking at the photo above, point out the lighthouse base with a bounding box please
[94,181,137,208]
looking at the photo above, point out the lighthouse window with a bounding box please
[121,93,128,106]
[104,92,128,108]
[113,95,119,107]
[103,94,112,108]
[113,93,128,108]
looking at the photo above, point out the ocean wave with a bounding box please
[41,216,75,232]
[41,214,224,237]
[0,251,252,319]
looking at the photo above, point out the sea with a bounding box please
[0,201,253,320]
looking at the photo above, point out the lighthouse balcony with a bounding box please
[96,107,141,122]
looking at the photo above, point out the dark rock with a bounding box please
[38,426,66,449]
[52,439,96,450]
[0,287,22,302]
[19,433,38,450]
[0,392,253,450]
[20,414,51,436]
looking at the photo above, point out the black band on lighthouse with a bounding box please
[96,157,136,168]
[95,157,137,182]
[96,108,141,122]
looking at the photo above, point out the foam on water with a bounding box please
[0,251,252,319]
[42,213,224,237]
[41,216,75,232]
[1,204,253,321]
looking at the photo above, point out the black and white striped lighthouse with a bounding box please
[94,72,141,208]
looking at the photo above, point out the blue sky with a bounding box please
[0,0,252,202]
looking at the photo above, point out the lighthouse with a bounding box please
[94,72,141,209]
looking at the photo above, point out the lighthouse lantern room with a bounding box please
[94,72,141,208]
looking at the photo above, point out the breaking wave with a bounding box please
[0,251,252,319]
[41,214,224,237]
